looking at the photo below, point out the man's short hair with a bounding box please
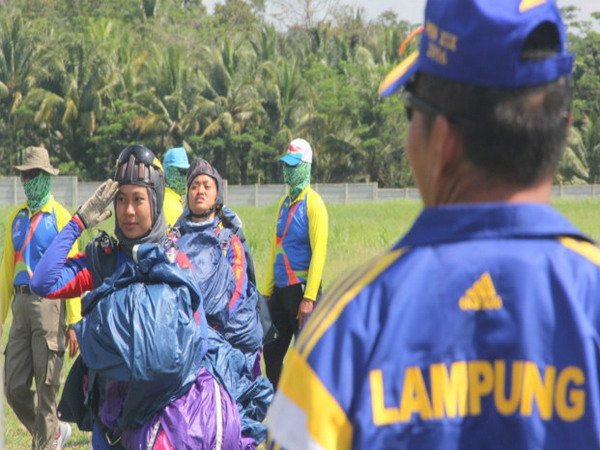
[412,22,572,186]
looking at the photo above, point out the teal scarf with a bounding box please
[283,162,311,201]
[23,172,51,211]
[165,166,187,197]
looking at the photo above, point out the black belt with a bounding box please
[14,285,32,294]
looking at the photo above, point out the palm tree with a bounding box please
[133,45,205,150]
[195,39,265,182]
[560,115,600,184]
[22,18,121,177]
[0,16,39,172]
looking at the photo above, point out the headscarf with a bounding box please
[283,162,311,200]
[115,212,167,256]
[23,172,51,211]
[186,159,224,220]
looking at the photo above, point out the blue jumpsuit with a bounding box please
[267,203,600,450]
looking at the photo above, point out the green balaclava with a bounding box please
[23,172,51,211]
[165,165,187,197]
[283,162,311,200]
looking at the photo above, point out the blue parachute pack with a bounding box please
[74,243,209,429]
[178,206,277,345]
[65,238,272,443]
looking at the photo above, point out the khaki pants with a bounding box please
[4,291,65,450]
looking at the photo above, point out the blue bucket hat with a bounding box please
[163,147,190,171]
[379,0,574,97]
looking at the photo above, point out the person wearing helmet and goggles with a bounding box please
[175,158,272,445]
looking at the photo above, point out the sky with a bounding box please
[346,0,599,24]
[204,0,599,26]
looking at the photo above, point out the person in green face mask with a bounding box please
[162,146,190,227]
[261,138,329,388]
[1,146,80,449]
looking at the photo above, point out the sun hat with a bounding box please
[279,138,313,167]
[14,146,60,175]
[163,147,190,171]
[379,0,574,97]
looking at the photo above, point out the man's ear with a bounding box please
[430,116,463,182]
[566,109,574,127]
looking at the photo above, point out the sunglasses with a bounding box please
[403,91,471,126]
[20,169,42,181]
[403,92,443,121]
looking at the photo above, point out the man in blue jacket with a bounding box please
[266,1,600,449]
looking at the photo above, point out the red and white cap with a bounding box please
[279,138,313,166]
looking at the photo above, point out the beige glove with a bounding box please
[76,179,119,229]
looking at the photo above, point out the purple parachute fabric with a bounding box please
[121,368,254,450]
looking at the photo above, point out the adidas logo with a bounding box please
[458,272,503,311]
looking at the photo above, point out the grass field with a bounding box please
[2,198,600,448]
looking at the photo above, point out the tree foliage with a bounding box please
[0,1,598,187]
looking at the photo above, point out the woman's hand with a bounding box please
[65,326,79,358]
[76,179,119,229]
[296,298,315,330]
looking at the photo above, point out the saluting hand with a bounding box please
[76,179,119,229]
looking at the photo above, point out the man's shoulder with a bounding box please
[326,246,411,301]
[295,247,410,355]
[305,186,327,212]
[307,186,324,199]
[558,237,600,268]
[45,197,71,215]
[7,204,26,220]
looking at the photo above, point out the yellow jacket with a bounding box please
[1,196,81,325]
[164,186,184,228]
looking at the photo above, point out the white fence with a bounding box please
[1,176,600,207]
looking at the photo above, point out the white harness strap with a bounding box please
[146,420,161,450]
[213,378,223,450]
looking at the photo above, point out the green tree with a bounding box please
[133,45,205,151]
[22,19,121,178]
[561,114,600,184]
[196,39,264,182]
[0,16,39,172]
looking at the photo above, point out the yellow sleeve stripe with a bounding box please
[296,254,384,351]
[299,247,409,359]
[559,237,600,266]
[279,348,353,449]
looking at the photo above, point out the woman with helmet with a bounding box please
[176,159,272,442]
[31,146,253,449]
[176,159,271,442]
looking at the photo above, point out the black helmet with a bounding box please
[115,145,165,221]
[187,158,224,208]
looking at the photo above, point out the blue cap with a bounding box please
[163,147,190,170]
[379,0,574,97]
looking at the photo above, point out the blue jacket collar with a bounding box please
[397,203,592,248]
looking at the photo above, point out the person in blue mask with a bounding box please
[267,1,600,449]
